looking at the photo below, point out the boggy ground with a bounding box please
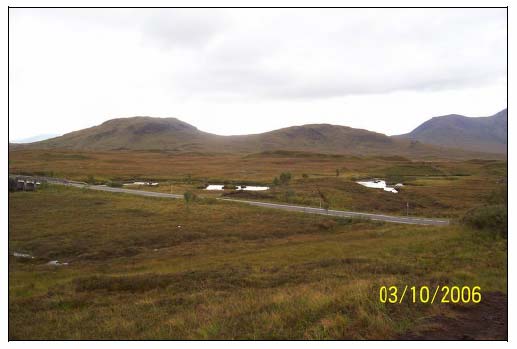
[399,291,507,340]
[9,185,506,339]
[8,149,508,218]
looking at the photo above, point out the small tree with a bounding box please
[279,172,292,186]
[273,177,280,186]
[183,191,197,210]
[336,169,340,177]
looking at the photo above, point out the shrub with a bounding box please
[183,191,197,209]
[86,175,97,184]
[302,173,309,178]
[279,172,292,185]
[107,181,123,188]
[222,184,237,190]
[462,205,507,238]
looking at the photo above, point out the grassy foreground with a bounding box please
[9,185,506,339]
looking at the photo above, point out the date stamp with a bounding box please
[379,285,482,304]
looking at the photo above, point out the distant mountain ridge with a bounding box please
[11,133,61,143]
[9,117,404,153]
[26,117,218,151]
[396,109,507,154]
[9,113,505,159]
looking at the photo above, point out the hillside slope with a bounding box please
[396,109,507,154]
[23,117,219,152]
[10,116,502,159]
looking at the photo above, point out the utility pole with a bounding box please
[406,202,409,216]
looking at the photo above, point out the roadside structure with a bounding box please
[25,182,36,191]
[16,180,25,191]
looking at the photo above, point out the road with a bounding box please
[218,198,449,226]
[67,182,184,199]
[11,175,450,226]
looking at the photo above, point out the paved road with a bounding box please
[218,199,449,226]
[67,183,184,199]
[11,175,450,226]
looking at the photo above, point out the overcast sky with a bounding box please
[9,8,507,141]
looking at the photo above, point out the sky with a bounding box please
[8,8,507,141]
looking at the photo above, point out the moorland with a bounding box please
[8,112,507,339]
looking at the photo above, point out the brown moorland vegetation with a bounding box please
[9,185,506,339]
[9,149,507,218]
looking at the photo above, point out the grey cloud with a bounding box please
[12,8,507,101]
[9,8,507,140]
[141,9,228,49]
[149,8,507,100]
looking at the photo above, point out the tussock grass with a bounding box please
[9,185,506,339]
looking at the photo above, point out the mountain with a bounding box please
[19,117,219,151]
[396,109,507,154]
[10,116,502,159]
